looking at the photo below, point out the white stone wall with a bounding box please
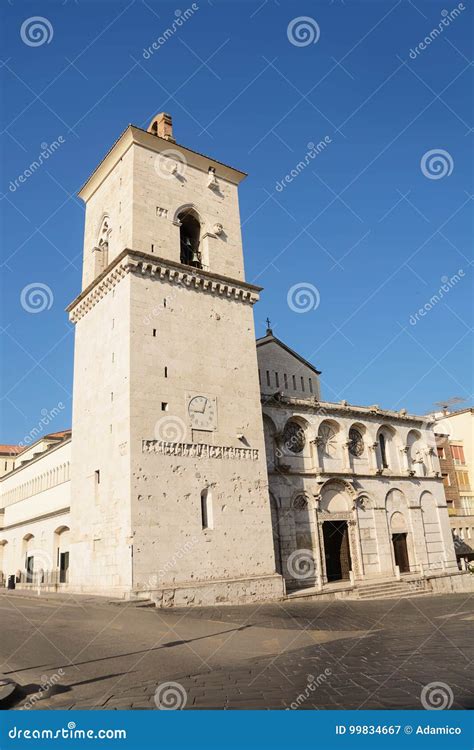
[130,144,246,281]
[128,270,279,595]
[81,147,134,289]
[0,441,71,583]
[68,275,133,595]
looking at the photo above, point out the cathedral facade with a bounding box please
[0,114,462,604]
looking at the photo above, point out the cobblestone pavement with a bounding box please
[1,591,472,710]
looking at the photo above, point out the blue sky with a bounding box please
[1,0,472,443]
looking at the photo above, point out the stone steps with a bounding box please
[356,579,431,600]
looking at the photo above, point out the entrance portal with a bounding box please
[392,533,410,573]
[323,521,352,582]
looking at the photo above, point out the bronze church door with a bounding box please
[323,521,352,582]
[392,533,410,573]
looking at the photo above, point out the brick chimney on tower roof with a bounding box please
[147,112,175,142]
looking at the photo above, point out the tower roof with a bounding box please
[78,121,247,201]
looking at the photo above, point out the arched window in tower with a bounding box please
[178,210,202,268]
[93,216,112,278]
[379,433,388,468]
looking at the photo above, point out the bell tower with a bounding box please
[67,113,283,604]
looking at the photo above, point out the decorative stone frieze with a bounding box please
[142,440,259,461]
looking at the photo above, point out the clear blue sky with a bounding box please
[1,0,472,443]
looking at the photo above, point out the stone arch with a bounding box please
[347,422,367,468]
[174,204,210,270]
[389,511,408,533]
[376,424,398,471]
[407,429,426,476]
[385,489,416,574]
[355,491,373,511]
[280,415,310,457]
[319,478,354,513]
[317,419,341,458]
[385,487,407,513]
[54,525,71,583]
[172,203,206,227]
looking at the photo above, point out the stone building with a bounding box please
[435,432,461,514]
[434,409,474,565]
[0,113,466,603]
[258,328,459,593]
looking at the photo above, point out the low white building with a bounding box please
[0,113,464,604]
[0,433,71,587]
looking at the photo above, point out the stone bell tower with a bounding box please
[67,113,283,604]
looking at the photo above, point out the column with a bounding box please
[368,441,379,472]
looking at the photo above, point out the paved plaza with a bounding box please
[0,591,472,710]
